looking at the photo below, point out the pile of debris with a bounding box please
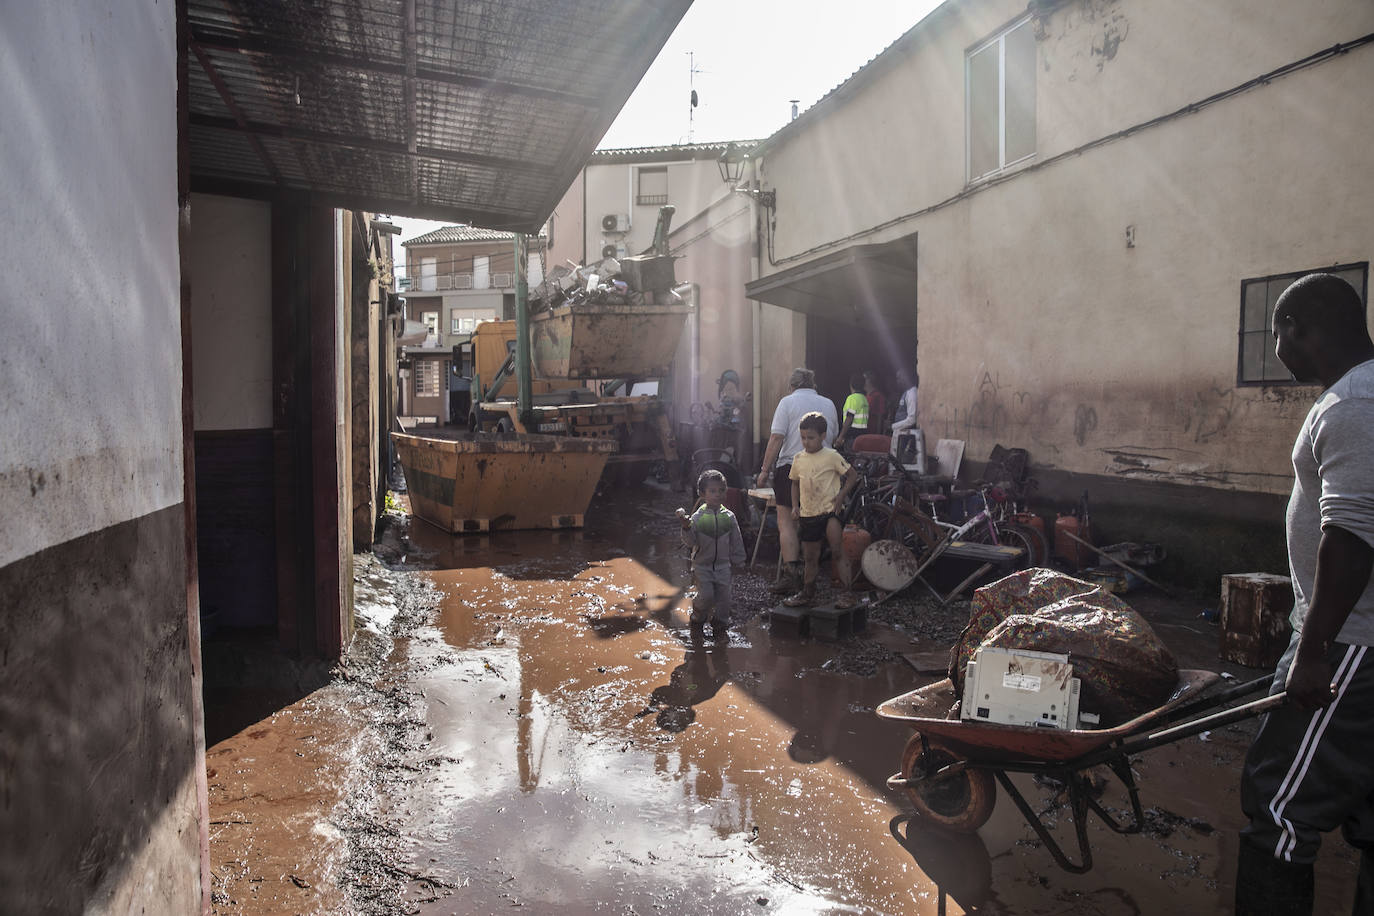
[529,205,681,312]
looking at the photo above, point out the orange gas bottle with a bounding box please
[1053,514,1092,570]
[842,524,873,567]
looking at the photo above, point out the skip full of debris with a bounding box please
[529,206,681,311]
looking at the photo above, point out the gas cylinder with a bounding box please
[842,524,873,568]
[1012,511,1046,539]
[1053,514,1091,570]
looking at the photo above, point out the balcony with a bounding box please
[399,271,520,293]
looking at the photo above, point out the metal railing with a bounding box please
[399,271,518,292]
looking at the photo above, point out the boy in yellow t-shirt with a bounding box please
[784,412,858,608]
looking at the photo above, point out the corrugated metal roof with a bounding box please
[588,140,761,164]
[186,0,693,232]
[403,225,546,246]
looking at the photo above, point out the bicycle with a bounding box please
[920,485,1047,569]
[841,454,942,554]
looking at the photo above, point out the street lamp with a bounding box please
[717,142,776,211]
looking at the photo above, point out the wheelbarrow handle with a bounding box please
[1115,691,1287,758]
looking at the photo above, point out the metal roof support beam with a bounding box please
[190,41,281,184]
[188,175,536,230]
[188,113,548,175]
[186,30,600,109]
[403,0,418,205]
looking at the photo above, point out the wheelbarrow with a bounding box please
[877,671,1283,872]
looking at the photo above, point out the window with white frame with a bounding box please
[637,166,668,206]
[419,256,437,291]
[1238,263,1368,385]
[473,255,491,290]
[421,310,439,340]
[967,17,1036,181]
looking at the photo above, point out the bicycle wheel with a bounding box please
[858,503,943,557]
[964,520,1041,570]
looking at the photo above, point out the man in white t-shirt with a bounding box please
[754,368,838,595]
[1236,272,1374,914]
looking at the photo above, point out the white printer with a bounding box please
[961,647,1083,730]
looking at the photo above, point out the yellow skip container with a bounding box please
[392,431,615,532]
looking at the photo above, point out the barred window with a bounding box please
[1238,263,1367,385]
[414,360,443,397]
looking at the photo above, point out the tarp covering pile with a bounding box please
[949,568,1179,727]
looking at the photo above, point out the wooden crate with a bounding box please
[1219,573,1294,668]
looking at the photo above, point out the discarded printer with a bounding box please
[961,647,1097,730]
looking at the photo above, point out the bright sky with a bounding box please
[387,0,944,264]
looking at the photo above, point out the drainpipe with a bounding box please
[747,159,763,470]
[687,282,701,408]
[514,232,532,427]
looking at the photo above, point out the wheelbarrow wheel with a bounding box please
[900,732,996,832]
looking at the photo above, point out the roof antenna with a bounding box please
[687,51,702,143]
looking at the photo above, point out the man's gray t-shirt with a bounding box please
[769,388,838,467]
[1287,358,1374,645]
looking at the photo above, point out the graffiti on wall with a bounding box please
[1182,385,1238,443]
[926,367,1300,490]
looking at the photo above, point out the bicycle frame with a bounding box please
[930,488,999,545]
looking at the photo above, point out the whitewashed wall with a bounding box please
[0,0,182,566]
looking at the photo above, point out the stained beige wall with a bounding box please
[669,199,756,411]
[548,169,586,268]
[758,0,1374,497]
[582,159,733,260]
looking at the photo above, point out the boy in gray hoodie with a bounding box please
[677,469,747,638]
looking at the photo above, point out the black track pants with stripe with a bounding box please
[1241,637,1374,864]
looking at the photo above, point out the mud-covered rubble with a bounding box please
[209,482,1366,914]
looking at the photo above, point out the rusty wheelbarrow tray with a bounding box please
[392,431,616,533]
[876,670,1281,872]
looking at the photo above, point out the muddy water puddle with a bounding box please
[374,492,1345,915]
[403,550,917,913]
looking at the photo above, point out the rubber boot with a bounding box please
[1235,838,1314,915]
[770,561,803,595]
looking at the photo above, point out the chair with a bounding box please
[852,433,891,455]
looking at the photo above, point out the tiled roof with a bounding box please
[404,225,546,246]
[589,140,761,164]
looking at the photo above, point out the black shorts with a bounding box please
[799,513,837,543]
[772,464,793,508]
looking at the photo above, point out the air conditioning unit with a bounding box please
[601,242,627,259]
[601,213,630,233]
